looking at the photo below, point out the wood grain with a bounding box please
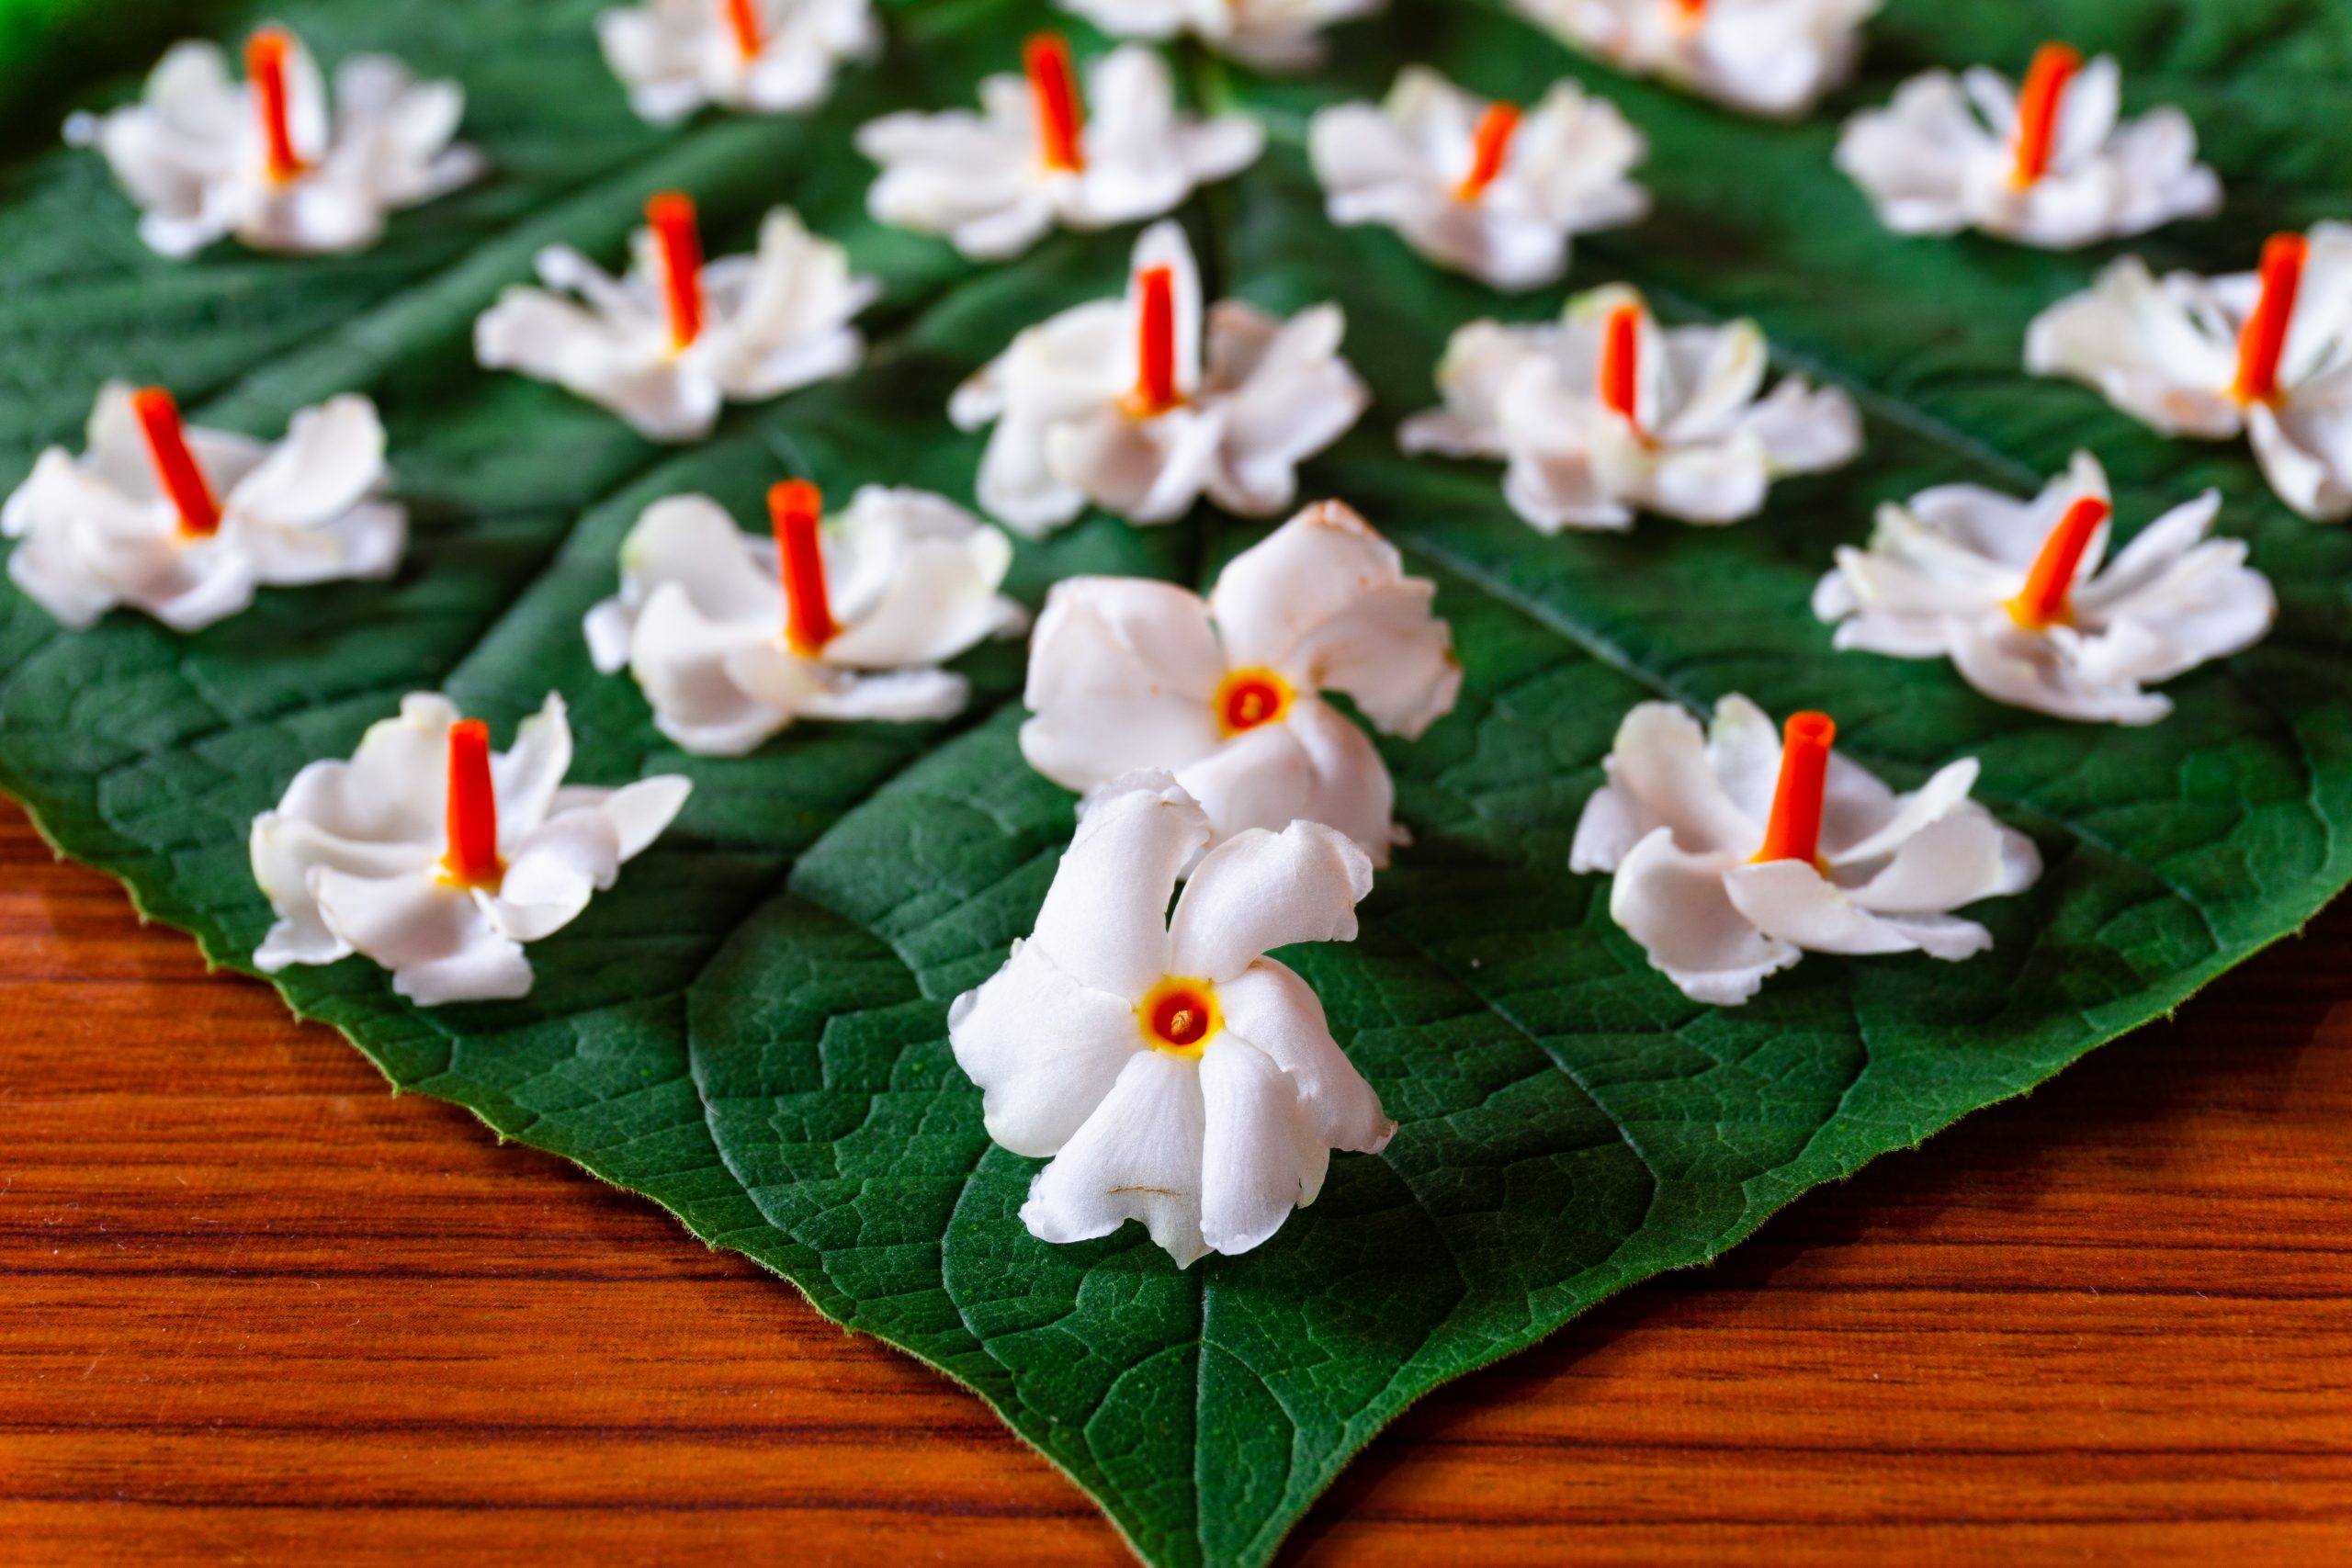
[2,796,2347,1567]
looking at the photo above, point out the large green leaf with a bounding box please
[4,0,2347,1562]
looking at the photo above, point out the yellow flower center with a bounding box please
[1214,668,1293,737]
[1137,977,1220,1058]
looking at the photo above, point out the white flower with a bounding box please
[1399,282,1861,530]
[1307,67,1650,292]
[1510,0,1881,119]
[63,27,484,258]
[1020,501,1458,867]
[1571,696,2040,1005]
[474,196,876,443]
[597,0,878,123]
[854,36,1262,262]
[583,479,1027,754]
[1814,452,2274,725]
[3,382,404,632]
[1836,44,2222,249]
[251,693,692,1006]
[1057,0,1380,71]
[2026,226,2352,521]
[950,220,1368,534]
[949,770,1395,1267]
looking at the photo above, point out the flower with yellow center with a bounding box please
[63,27,484,257]
[948,220,1368,534]
[1570,695,2040,1005]
[1399,283,1862,532]
[1836,44,2222,249]
[2026,224,2352,521]
[1509,0,1881,119]
[249,694,692,1007]
[1813,451,2274,724]
[949,772,1394,1267]
[596,0,878,125]
[1018,501,1461,867]
[474,201,876,444]
[1308,66,1650,292]
[3,382,404,631]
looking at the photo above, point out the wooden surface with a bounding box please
[3,796,2348,1567]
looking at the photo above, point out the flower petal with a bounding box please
[1398,319,1552,460]
[820,487,1023,669]
[1732,859,2003,964]
[1032,770,1207,1001]
[1817,755,1975,867]
[1271,694,1402,865]
[1216,956,1394,1153]
[492,693,573,840]
[249,811,435,971]
[1734,377,1864,475]
[2074,483,2211,610]
[1168,719,1318,852]
[1020,576,1227,791]
[1945,617,2175,725]
[1020,1049,1209,1267]
[2250,389,2352,523]
[1206,501,1460,738]
[1608,827,1799,1006]
[1834,70,1989,236]
[1584,699,1762,863]
[1846,809,2041,915]
[275,692,456,848]
[949,939,1144,1157]
[1045,404,1227,525]
[1200,304,1369,516]
[488,806,620,943]
[628,581,794,755]
[311,865,535,1005]
[1198,1033,1328,1257]
[563,773,693,861]
[1168,818,1373,983]
[2075,535,2275,693]
[783,665,972,723]
[616,493,782,631]
[2024,257,2243,438]
[1724,860,1937,956]
[1656,318,1768,442]
[1161,697,1406,867]
[218,395,388,530]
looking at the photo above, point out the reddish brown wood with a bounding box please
[2,796,2347,1564]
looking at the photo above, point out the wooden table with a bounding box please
[4,796,2347,1565]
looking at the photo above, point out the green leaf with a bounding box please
[4,0,2347,1563]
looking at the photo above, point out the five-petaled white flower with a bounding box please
[1571,696,2040,1005]
[855,34,1262,262]
[4,382,404,632]
[1021,501,1459,866]
[1307,66,1650,292]
[949,770,1396,1267]
[2027,225,2352,522]
[65,27,484,258]
[251,693,692,1006]
[1057,0,1381,72]
[583,479,1027,754]
[1510,0,1881,119]
[950,220,1368,534]
[1814,451,2274,725]
[1399,282,1862,530]
[1837,43,2222,250]
[598,0,878,123]
[474,194,876,443]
